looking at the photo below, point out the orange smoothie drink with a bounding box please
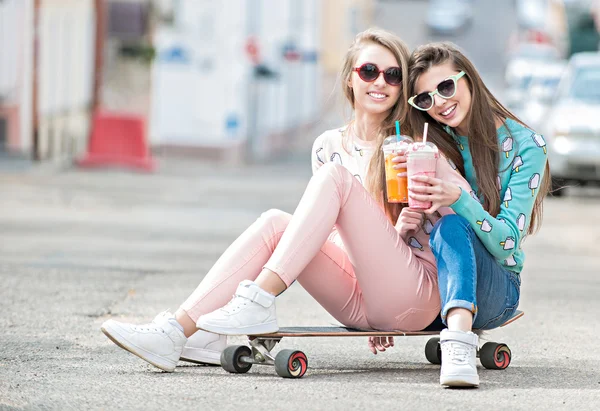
[382,135,413,203]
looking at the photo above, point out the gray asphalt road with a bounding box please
[1,156,600,410]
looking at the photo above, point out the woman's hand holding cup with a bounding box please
[408,175,462,214]
[392,154,407,177]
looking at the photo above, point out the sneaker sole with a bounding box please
[440,375,480,387]
[196,320,279,336]
[101,323,177,372]
[180,347,222,366]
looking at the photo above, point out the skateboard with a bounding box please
[219,310,524,378]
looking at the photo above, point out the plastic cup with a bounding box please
[407,142,439,209]
[382,135,414,203]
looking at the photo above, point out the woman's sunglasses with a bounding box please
[353,63,402,86]
[408,71,466,111]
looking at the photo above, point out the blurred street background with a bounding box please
[1,0,600,410]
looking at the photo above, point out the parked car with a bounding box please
[513,61,566,130]
[504,43,563,114]
[505,42,562,86]
[426,0,473,34]
[542,52,600,195]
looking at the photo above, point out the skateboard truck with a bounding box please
[249,337,280,363]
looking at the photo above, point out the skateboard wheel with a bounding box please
[479,342,511,370]
[425,337,442,365]
[274,349,308,378]
[221,345,252,374]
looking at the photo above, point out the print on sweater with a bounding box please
[354,145,364,157]
[503,187,513,208]
[500,236,516,250]
[423,218,434,235]
[497,175,502,191]
[502,137,513,158]
[408,237,424,251]
[532,133,547,154]
[505,255,517,267]
[331,153,343,165]
[476,219,493,233]
[470,190,481,203]
[315,147,325,164]
[517,213,526,231]
[529,173,540,196]
[512,156,523,172]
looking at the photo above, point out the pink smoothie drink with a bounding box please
[407,142,439,209]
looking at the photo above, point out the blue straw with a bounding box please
[395,120,401,141]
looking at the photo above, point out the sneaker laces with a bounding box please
[447,341,473,365]
[132,310,172,333]
[219,294,252,314]
[132,323,165,333]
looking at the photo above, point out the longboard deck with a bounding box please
[253,310,524,337]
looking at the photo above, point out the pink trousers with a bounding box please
[181,163,440,331]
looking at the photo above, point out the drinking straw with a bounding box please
[423,122,429,144]
[395,120,401,141]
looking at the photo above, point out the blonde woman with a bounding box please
[101,29,471,373]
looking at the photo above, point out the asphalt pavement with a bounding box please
[1,143,600,410]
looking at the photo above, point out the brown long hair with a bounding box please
[407,42,550,234]
[340,29,461,223]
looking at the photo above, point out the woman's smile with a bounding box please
[439,103,458,120]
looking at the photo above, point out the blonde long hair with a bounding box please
[340,29,463,223]
[339,28,410,223]
[407,42,550,234]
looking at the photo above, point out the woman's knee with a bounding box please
[314,162,355,193]
[429,214,471,250]
[315,162,353,183]
[258,209,291,232]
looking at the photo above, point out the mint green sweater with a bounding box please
[445,119,548,273]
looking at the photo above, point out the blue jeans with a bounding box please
[429,215,521,330]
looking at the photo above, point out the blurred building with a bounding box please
[0,0,34,155]
[564,0,600,56]
[513,0,600,58]
[0,0,374,165]
[0,0,97,162]
[150,0,374,162]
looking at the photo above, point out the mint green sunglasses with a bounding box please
[408,71,466,111]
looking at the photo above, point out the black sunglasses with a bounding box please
[353,63,402,86]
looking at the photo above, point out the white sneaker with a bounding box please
[440,329,480,387]
[180,330,226,365]
[101,311,187,372]
[196,280,278,335]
